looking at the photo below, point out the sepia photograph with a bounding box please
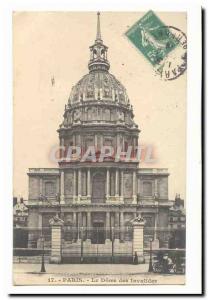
[12,9,197,290]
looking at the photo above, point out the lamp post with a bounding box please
[40,235,46,273]
[148,238,153,272]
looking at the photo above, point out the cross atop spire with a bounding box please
[96,12,102,42]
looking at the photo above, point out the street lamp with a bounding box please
[40,235,46,273]
[148,238,153,272]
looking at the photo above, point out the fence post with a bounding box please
[49,214,64,263]
[132,215,145,263]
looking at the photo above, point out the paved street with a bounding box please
[13,263,185,286]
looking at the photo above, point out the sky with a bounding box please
[13,11,186,200]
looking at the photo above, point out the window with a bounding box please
[45,182,55,196]
[143,181,153,196]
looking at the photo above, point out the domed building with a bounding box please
[27,13,175,262]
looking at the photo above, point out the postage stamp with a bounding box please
[125,10,187,80]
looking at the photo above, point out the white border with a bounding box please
[0,0,202,296]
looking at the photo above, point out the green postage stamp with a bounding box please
[125,10,187,80]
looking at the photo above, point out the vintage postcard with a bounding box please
[11,8,201,294]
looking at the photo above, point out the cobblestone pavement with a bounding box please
[13,263,185,286]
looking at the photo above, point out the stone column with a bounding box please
[49,215,64,263]
[120,212,124,242]
[77,212,82,241]
[132,215,145,263]
[114,212,120,240]
[73,169,77,202]
[60,170,65,204]
[106,212,110,241]
[87,212,91,241]
[73,212,77,241]
[132,171,137,204]
[78,169,82,201]
[39,177,43,196]
[39,178,43,204]
[137,178,140,194]
[154,178,159,199]
[115,170,119,197]
[120,170,124,202]
[106,169,110,199]
[87,169,91,198]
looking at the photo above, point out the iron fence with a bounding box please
[13,226,185,265]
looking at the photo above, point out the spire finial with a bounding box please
[96,11,102,42]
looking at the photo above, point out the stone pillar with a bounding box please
[73,169,76,202]
[87,212,91,241]
[60,170,65,204]
[78,169,82,200]
[73,212,77,241]
[132,215,145,263]
[106,169,110,199]
[77,212,82,240]
[120,170,124,202]
[132,171,137,204]
[87,169,91,198]
[106,212,110,241]
[137,178,140,195]
[120,212,124,242]
[154,179,158,195]
[114,212,120,240]
[39,177,43,196]
[115,170,119,197]
[49,215,64,263]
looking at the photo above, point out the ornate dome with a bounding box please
[59,12,138,130]
[69,72,130,106]
[68,12,130,107]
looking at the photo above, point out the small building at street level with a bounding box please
[25,13,185,259]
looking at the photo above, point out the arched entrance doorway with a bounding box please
[92,172,106,203]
